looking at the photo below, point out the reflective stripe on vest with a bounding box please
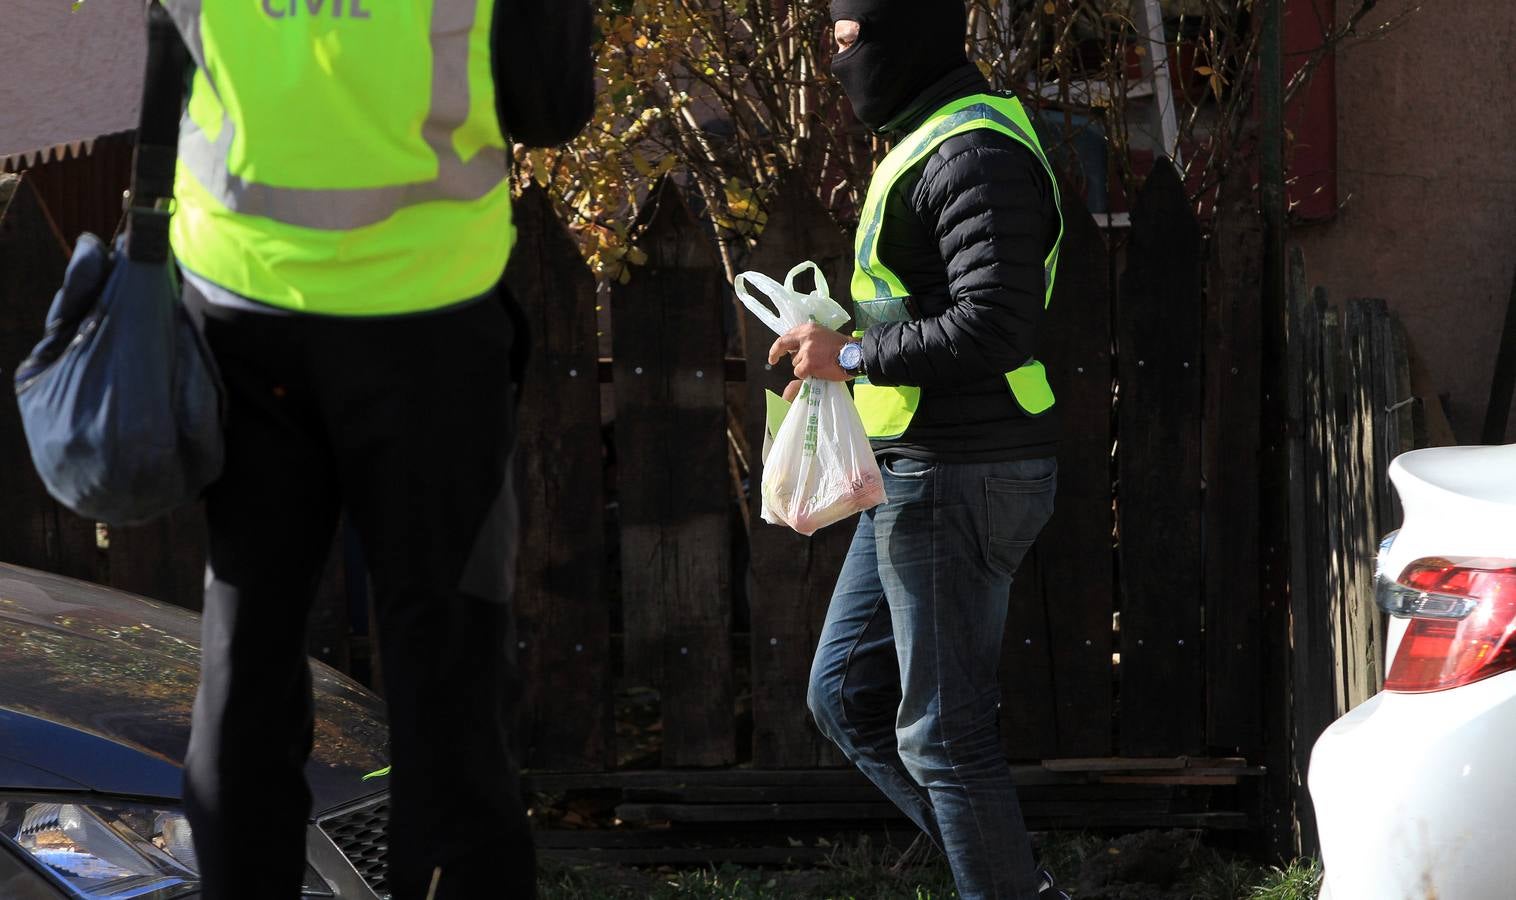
[851,94,1064,439]
[160,0,514,316]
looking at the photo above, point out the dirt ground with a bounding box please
[539,829,1321,899]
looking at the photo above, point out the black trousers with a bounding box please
[181,285,534,899]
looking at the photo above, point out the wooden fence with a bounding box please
[3,141,1416,850]
[1283,247,1419,852]
[503,162,1277,775]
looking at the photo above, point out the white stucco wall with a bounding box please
[0,2,145,159]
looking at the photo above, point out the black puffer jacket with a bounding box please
[859,65,1061,462]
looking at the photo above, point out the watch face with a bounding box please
[839,342,863,371]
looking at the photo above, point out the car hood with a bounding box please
[0,564,389,815]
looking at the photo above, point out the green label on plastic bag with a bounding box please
[803,382,821,456]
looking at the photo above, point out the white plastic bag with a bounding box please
[734,262,887,536]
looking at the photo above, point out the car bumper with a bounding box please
[1309,670,1516,900]
[0,793,389,900]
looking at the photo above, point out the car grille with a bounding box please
[321,796,389,897]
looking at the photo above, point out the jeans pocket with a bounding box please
[881,456,936,479]
[984,468,1056,577]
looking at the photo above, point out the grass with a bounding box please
[539,834,1324,900]
[1244,860,1324,900]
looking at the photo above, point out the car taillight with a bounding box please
[1380,556,1516,693]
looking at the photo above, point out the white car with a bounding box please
[1310,444,1516,900]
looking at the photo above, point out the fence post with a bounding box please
[740,176,851,768]
[1348,300,1374,702]
[506,185,612,770]
[1116,161,1206,756]
[1319,293,1347,719]
[1285,248,1332,855]
[1201,173,1265,758]
[1000,183,1115,759]
[612,179,735,767]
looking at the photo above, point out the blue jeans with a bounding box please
[808,455,1057,900]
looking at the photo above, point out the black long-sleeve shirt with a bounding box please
[859,66,1061,462]
[492,1,596,147]
[170,3,595,149]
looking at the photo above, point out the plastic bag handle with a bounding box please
[733,271,794,337]
[783,261,829,302]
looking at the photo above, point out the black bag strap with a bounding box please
[124,1,190,264]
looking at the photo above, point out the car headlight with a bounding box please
[0,796,332,899]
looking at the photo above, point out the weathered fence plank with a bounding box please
[1001,548,1059,759]
[1002,184,1115,759]
[1202,175,1264,757]
[1319,295,1349,716]
[1395,324,1419,455]
[612,180,735,767]
[1341,301,1384,709]
[1369,308,1401,533]
[1285,249,1330,854]
[1381,313,1417,522]
[507,186,612,770]
[1282,250,1313,853]
[740,177,851,768]
[1116,162,1205,756]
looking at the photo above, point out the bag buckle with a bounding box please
[122,189,176,217]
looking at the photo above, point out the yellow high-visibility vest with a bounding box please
[851,93,1063,439]
[161,0,514,315]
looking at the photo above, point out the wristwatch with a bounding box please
[837,340,865,378]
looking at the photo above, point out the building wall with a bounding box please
[0,3,144,159]
[1293,0,1516,443]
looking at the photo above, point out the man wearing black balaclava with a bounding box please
[767,3,1067,899]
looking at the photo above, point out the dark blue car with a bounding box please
[0,563,392,899]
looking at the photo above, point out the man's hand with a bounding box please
[769,323,854,382]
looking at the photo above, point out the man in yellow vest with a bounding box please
[155,2,593,897]
[770,2,1064,898]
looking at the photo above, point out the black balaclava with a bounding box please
[830,0,969,133]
